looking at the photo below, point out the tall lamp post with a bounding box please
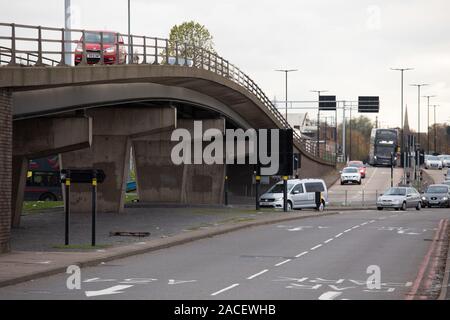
[431,105,439,154]
[422,95,436,154]
[410,83,428,147]
[311,89,328,157]
[128,0,132,64]
[391,67,413,182]
[275,69,299,126]
[64,0,71,65]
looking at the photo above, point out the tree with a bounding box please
[164,21,217,66]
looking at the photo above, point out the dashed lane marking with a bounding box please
[310,244,323,251]
[275,259,292,267]
[324,238,333,244]
[211,283,240,296]
[247,269,269,280]
[295,251,309,258]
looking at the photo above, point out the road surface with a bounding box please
[328,166,403,206]
[0,208,448,300]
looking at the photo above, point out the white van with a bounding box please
[259,179,328,210]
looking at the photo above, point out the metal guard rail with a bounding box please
[0,22,336,165]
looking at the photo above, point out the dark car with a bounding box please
[421,184,450,208]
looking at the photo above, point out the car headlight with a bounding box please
[443,197,448,201]
[422,196,426,200]
[274,197,283,201]
[374,156,377,160]
[104,46,115,53]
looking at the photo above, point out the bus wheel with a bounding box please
[39,193,57,201]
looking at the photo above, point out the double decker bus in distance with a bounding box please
[25,156,62,201]
[369,128,399,167]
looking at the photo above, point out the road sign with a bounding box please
[358,96,379,113]
[319,95,336,111]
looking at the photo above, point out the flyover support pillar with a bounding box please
[133,119,226,204]
[60,107,176,213]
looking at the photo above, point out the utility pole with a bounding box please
[342,101,346,160]
[275,69,298,126]
[64,0,71,65]
[391,67,413,183]
[432,105,439,154]
[128,0,131,64]
[311,89,328,157]
[410,83,428,147]
[422,95,436,154]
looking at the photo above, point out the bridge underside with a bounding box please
[0,65,337,253]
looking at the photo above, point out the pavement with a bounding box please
[0,207,449,300]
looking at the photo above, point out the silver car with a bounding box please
[438,155,450,167]
[377,187,422,211]
[425,155,443,169]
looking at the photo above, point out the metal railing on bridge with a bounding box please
[0,22,336,165]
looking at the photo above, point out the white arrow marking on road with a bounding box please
[328,285,357,291]
[318,291,342,300]
[85,285,133,297]
[168,279,197,285]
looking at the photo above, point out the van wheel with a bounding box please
[39,193,56,201]
[287,201,292,211]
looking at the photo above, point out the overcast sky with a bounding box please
[1,0,449,130]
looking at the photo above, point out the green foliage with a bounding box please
[162,21,216,66]
[168,21,215,54]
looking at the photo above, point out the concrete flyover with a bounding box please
[0,22,338,253]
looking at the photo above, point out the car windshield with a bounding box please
[426,186,448,193]
[268,183,295,193]
[428,156,439,161]
[84,32,115,43]
[384,188,406,196]
[343,167,358,173]
[348,162,363,168]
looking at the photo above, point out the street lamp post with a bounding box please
[410,83,428,147]
[311,89,328,157]
[64,0,71,65]
[422,95,436,154]
[275,69,298,126]
[391,67,413,182]
[432,105,439,153]
[128,0,131,64]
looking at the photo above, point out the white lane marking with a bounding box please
[318,291,343,300]
[168,279,197,285]
[310,244,323,251]
[275,259,292,267]
[295,251,308,258]
[335,233,343,238]
[344,229,352,233]
[361,222,368,226]
[369,220,376,223]
[36,261,52,264]
[324,238,333,244]
[85,285,133,297]
[352,225,360,229]
[247,269,269,280]
[211,283,240,296]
